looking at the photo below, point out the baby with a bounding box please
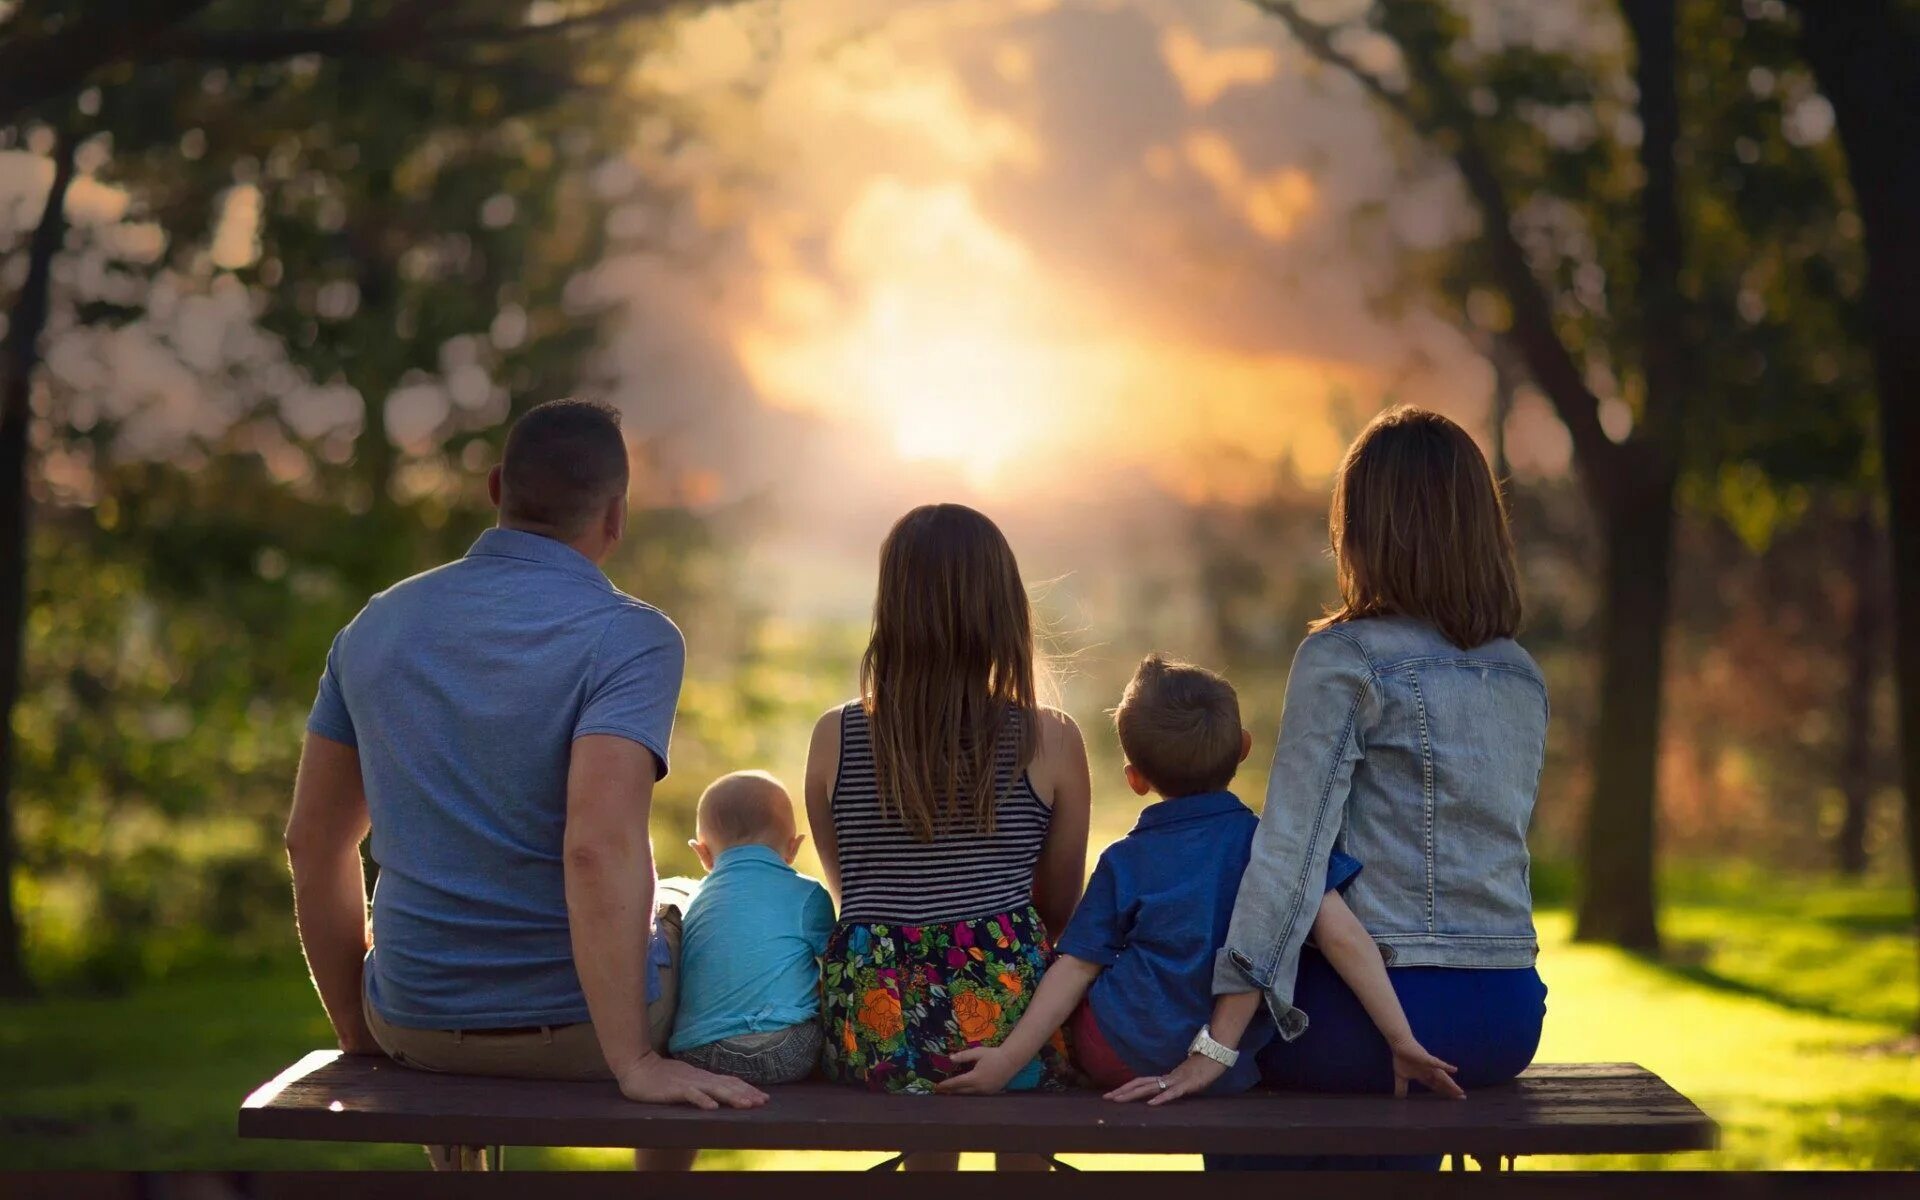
[667,770,835,1085]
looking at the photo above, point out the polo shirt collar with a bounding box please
[466,527,609,586]
[1131,789,1247,833]
[713,844,792,871]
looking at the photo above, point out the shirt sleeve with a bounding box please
[573,605,686,779]
[801,883,836,956]
[305,628,358,747]
[1054,853,1128,967]
[1213,630,1376,1041]
[1324,849,1363,894]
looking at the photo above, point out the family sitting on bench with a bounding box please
[284,399,1549,1172]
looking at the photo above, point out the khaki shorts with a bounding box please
[365,900,682,1081]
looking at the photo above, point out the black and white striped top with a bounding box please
[832,699,1052,925]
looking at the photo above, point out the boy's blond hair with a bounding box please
[1113,654,1242,797]
[696,770,794,851]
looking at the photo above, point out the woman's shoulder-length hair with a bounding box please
[1314,405,1522,651]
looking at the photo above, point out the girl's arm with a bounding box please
[936,955,1102,1094]
[1029,708,1091,938]
[803,707,843,902]
[1310,891,1462,1098]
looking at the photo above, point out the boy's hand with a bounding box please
[1104,1052,1227,1106]
[1390,1036,1464,1099]
[935,1046,1019,1095]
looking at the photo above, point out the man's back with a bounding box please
[307,527,684,1029]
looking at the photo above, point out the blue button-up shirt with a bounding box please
[669,845,836,1053]
[308,527,686,1030]
[1057,790,1360,1093]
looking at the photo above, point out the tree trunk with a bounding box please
[1573,457,1676,950]
[0,136,77,999]
[1570,0,1684,952]
[1836,510,1883,877]
[1791,0,1920,1029]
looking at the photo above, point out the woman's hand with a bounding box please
[1390,1036,1464,1099]
[935,1046,1020,1095]
[1104,1052,1227,1106]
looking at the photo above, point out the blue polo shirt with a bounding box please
[669,845,836,1053]
[1056,790,1361,1094]
[308,527,685,1030]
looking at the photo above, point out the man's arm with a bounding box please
[285,732,378,1055]
[565,734,766,1109]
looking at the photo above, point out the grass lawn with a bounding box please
[2,867,1914,1171]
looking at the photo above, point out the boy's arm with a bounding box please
[1111,892,1464,1105]
[936,955,1102,1094]
[1308,891,1464,1098]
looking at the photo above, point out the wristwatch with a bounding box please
[1187,1025,1240,1068]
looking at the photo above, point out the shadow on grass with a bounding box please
[1628,946,1881,1026]
[1784,1093,1920,1169]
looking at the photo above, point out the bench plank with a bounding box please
[239,1052,1715,1159]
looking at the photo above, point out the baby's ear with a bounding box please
[1123,763,1152,797]
[689,838,715,872]
[1238,728,1253,764]
[786,832,807,863]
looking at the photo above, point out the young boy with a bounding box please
[938,654,1458,1099]
[667,770,835,1085]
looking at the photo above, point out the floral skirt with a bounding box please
[820,905,1075,1094]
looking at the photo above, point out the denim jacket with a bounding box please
[1214,615,1547,1041]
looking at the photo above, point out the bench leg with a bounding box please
[425,1144,502,1171]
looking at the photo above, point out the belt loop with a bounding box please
[542,1025,554,1045]
[454,1029,465,1044]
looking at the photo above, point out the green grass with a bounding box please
[2,868,1914,1171]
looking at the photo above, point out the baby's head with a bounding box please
[1113,654,1252,800]
[689,770,805,871]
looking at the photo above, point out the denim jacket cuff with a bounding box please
[1214,948,1310,1042]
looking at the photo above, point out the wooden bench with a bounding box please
[239,1051,1715,1171]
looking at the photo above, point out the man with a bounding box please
[285,399,766,1120]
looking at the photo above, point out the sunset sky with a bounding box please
[581,0,1587,611]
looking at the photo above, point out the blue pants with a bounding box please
[1208,947,1547,1172]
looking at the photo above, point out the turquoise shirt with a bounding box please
[669,845,836,1052]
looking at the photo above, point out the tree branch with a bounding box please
[0,0,688,120]
[1251,0,1622,491]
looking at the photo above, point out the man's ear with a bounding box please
[689,838,715,872]
[786,832,807,864]
[602,491,626,548]
[1123,763,1152,797]
[1238,728,1253,764]
[487,465,503,510]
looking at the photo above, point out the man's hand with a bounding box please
[935,1046,1020,1095]
[1104,1051,1227,1106]
[338,1017,384,1057]
[617,1053,769,1110]
[1390,1035,1464,1099]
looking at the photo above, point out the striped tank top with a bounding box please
[831,699,1052,925]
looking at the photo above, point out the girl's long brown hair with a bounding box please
[860,504,1039,841]
[1314,406,1522,649]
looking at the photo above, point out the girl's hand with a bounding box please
[1104,1052,1227,1106]
[1390,1036,1464,1099]
[936,1046,1018,1095]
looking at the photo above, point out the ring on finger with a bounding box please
[1156,1077,1168,1091]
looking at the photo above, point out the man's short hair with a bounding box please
[697,771,795,851]
[499,400,630,537]
[1113,654,1243,798]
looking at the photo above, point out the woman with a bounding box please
[805,504,1091,1166]
[1118,407,1548,1169]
